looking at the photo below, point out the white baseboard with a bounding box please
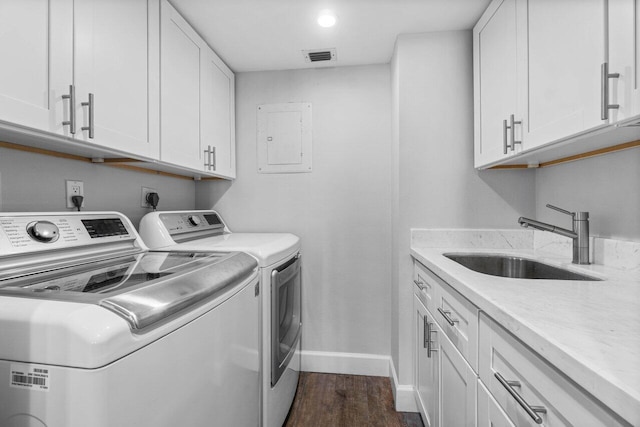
[300,350,390,377]
[389,358,417,412]
[299,350,418,413]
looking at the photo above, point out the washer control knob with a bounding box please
[27,221,60,243]
[187,215,201,226]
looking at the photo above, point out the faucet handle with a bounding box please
[546,204,575,218]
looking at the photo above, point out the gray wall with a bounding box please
[390,31,536,385]
[535,149,640,241]
[0,147,196,227]
[196,65,394,357]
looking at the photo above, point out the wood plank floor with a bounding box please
[283,372,424,427]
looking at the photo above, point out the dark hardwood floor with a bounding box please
[284,372,424,427]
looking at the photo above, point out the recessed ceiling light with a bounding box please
[317,10,337,28]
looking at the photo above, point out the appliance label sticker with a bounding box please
[10,363,50,392]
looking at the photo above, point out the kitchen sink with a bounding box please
[444,254,602,281]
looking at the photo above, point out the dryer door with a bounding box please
[271,253,301,386]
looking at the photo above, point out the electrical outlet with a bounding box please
[65,180,85,209]
[141,187,157,208]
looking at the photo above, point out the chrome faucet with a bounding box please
[518,204,590,265]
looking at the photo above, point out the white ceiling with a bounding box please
[169,0,491,73]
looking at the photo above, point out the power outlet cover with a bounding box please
[141,187,157,208]
[65,180,84,208]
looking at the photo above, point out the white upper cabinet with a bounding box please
[474,0,523,167]
[608,0,640,123]
[0,0,159,158]
[521,0,606,149]
[474,0,640,169]
[74,0,160,158]
[0,0,235,179]
[160,0,236,178]
[201,50,236,179]
[160,0,203,171]
[0,0,73,135]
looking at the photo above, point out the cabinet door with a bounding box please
[0,0,73,135]
[74,0,159,158]
[440,322,477,427]
[415,296,439,427]
[608,0,640,123]
[201,50,236,178]
[474,0,520,167]
[160,0,203,170]
[478,380,515,427]
[521,0,607,149]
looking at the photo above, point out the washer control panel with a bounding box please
[0,213,136,256]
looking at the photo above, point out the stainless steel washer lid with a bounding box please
[0,250,258,331]
[100,251,257,330]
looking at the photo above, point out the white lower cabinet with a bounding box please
[414,263,477,427]
[413,259,630,427]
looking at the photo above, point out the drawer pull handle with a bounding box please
[495,372,546,424]
[413,279,427,291]
[437,307,459,326]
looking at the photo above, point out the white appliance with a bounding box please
[0,212,260,427]
[139,210,301,427]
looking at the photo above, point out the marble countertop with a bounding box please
[411,238,640,425]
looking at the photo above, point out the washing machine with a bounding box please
[0,212,260,427]
[139,210,301,427]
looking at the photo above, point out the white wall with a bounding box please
[0,147,195,226]
[535,149,640,241]
[196,65,393,358]
[390,31,536,388]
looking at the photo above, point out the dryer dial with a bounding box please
[187,215,201,227]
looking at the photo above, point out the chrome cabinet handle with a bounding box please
[601,62,620,120]
[437,307,458,326]
[509,114,522,151]
[81,93,94,138]
[495,372,547,424]
[413,279,427,291]
[502,119,509,154]
[423,316,429,349]
[423,318,438,357]
[204,145,213,170]
[62,85,76,134]
[211,146,216,171]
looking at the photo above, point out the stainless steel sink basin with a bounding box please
[444,254,602,281]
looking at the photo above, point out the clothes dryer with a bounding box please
[139,210,302,427]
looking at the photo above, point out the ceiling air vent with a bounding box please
[303,48,337,63]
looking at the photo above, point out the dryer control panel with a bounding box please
[158,212,226,237]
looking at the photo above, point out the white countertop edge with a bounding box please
[410,246,640,425]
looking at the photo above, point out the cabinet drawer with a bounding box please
[479,314,627,427]
[413,260,437,314]
[432,270,479,372]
